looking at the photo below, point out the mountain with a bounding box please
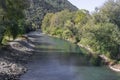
[25,0,78,28]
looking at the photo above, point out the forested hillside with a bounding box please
[42,0,120,60]
[0,0,77,44]
[25,0,78,29]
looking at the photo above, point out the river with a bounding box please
[20,31,120,80]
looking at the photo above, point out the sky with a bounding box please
[68,0,108,12]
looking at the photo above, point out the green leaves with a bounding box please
[80,22,120,59]
[42,10,89,43]
[97,0,120,28]
[0,0,29,43]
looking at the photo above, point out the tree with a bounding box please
[98,0,120,28]
[80,22,120,59]
[0,0,29,43]
[42,10,89,43]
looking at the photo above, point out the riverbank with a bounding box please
[0,30,119,80]
[78,43,120,72]
[0,35,35,80]
[45,33,120,72]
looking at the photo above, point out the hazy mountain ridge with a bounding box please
[25,0,78,28]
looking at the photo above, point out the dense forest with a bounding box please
[25,0,78,29]
[42,0,120,60]
[0,0,29,44]
[0,0,77,44]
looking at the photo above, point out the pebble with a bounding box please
[0,61,26,79]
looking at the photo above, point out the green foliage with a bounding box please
[41,0,120,60]
[94,0,120,28]
[26,0,78,29]
[0,0,29,43]
[42,10,88,43]
[74,10,89,25]
[44,0,77,11]
[80,23,120,59]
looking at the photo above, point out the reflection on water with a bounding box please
[36,36,82,53]
[21,32,120,80]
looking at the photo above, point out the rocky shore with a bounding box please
[0,35,35,80]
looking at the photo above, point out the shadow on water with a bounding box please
[20,31,120,80]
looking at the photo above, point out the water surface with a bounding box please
[21,31,120,80]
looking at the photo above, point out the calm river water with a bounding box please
[20,31,120,80]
